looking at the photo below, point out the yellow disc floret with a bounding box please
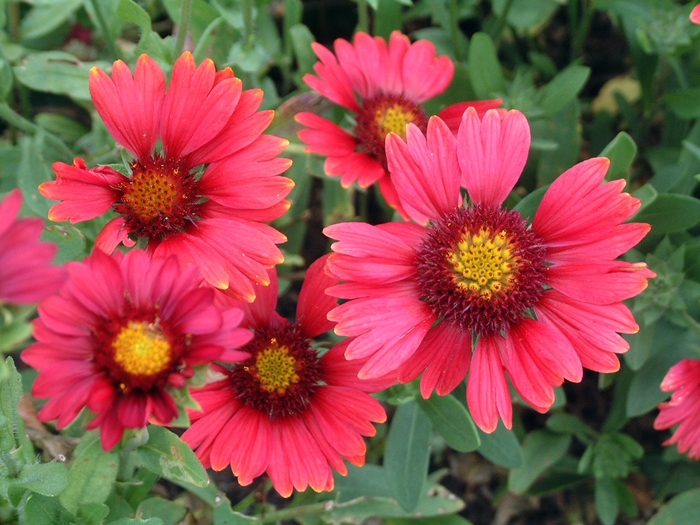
[112,321,172,376]
[255,339,299,394]
[447,227,519,300]
[375,104,418,141]
[122,169,182,220]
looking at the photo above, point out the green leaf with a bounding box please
[0,56,13,102]
[538,65,590,116]
[212,498,259,524]
[492,0,559,31]
[20,0,85,41]
[546,413,598,444]
[17,135,54,217]
[533,100,582,185]
[0,357,33,460]
[137,498,187,525]
[665,88,700,119]
[592,435,634,479]
[12,462,69,497]
[600,132,637,182]
[17,494,76,525]
[417,394,480,453]
[476,422,523,468]
[14,52,110,102]
[117,0,152,32]
[59,431,118,513]
[595,477,619,525]
[137,426,209,487]
[77,503,110,525]
[513,185,547,221]
[508,430,571,494]
[288,24,316,79]
[384,401,432,512]
[632,193,700,234]
[648,488,700,525]
[42,225,87,265]
[468,33,506,99]
[386,516,474,525]
[109,518,164,525]
[329,467,465,523]
[34,113,88,145]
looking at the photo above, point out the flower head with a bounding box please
[0,189,66,304]
[22,249,252,450]
[295,31,501,216]
[182,256,389,497]
[324,108,654,432]
[40,52,294,300]
[655,358,700,459]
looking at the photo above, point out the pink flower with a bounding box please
[182,256,389,497]
[295,31,501,216]
[40,52,293,300]
[324,108,654,433]
[692,4,700,24]
[655,358,700,459]
[22,249,252,450]
[0,189,66,304]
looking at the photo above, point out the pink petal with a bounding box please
[386,119,461,224]
[89,55,165,159]
[304,43,359,111]
[401,40,454,103]
[467,336,512,432]
[457,108,530,208]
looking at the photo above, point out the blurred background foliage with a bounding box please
[3,0,700,524]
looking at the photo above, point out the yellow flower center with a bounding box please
[447,227,519,300]
[254,339,299,394]
[375,104,418,141]
[112,321,172,376]
[122,167,184,221]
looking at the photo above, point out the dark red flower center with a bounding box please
[94,310,184,392]
[115,155,202,242]
[415,205,547,336]
[229,325,321,419]
[354,93,428,168]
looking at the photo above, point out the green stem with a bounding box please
[174,0,194,57]
[117,427,149,481]
[490,0,514,44]
[571,0,593,60]
[242,0,253,48]
[448,0,463,61]
[668,56,689,90]
[88,0,122,61]
[0,103,74,161]
[357,0,369,34]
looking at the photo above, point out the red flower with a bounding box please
[0,189,66,304]
[22,249,252,450]
[655,359,700,459]
[324,108,654,432]
[40,52,293,300]
[295,31,501,216]
[182,256,389,497]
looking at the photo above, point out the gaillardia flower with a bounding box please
[0,189,66,304]
[324,108,654,432]
[654,358,700,458]
[40,52,293,300]
[295,31,501,215]
[22,249,252,450]
[182,256,388,497]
